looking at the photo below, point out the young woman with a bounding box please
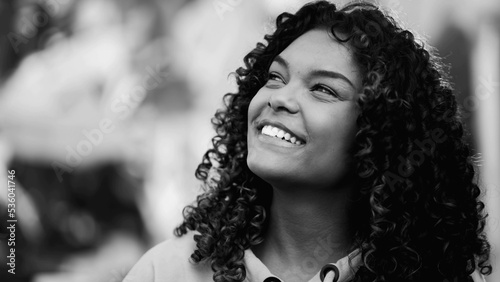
[124,1,492,282]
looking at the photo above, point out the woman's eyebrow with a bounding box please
[272,55,355,89]
[272,55,289,69]
[309,69,355,89]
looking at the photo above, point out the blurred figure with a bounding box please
[0,0,186,281]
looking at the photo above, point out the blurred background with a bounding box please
[0,0,498,281]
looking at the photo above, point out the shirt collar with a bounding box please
[243,248,362,282]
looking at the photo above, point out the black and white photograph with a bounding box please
[0,0,499,281]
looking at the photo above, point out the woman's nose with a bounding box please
[267,85,300,114]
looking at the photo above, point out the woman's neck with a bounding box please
[253,184,356,282]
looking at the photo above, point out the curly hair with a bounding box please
[174,1,492,281]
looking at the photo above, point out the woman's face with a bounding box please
[247,28,362,190]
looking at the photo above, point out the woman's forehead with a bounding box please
[275,29,362,88]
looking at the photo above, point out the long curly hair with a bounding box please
[175,1,492,281]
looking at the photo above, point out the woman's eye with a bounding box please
[266,72,285,85]
[311,84,340,98]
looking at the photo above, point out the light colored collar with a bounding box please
[243,248,362,282]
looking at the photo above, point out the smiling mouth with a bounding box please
[260,125,304,145]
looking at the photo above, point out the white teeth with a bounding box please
[262,125,275,137]
[262,125,271,136]
[277,130,285,138]
[260,125,303,145]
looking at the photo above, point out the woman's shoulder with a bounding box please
[123,233,212,282]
